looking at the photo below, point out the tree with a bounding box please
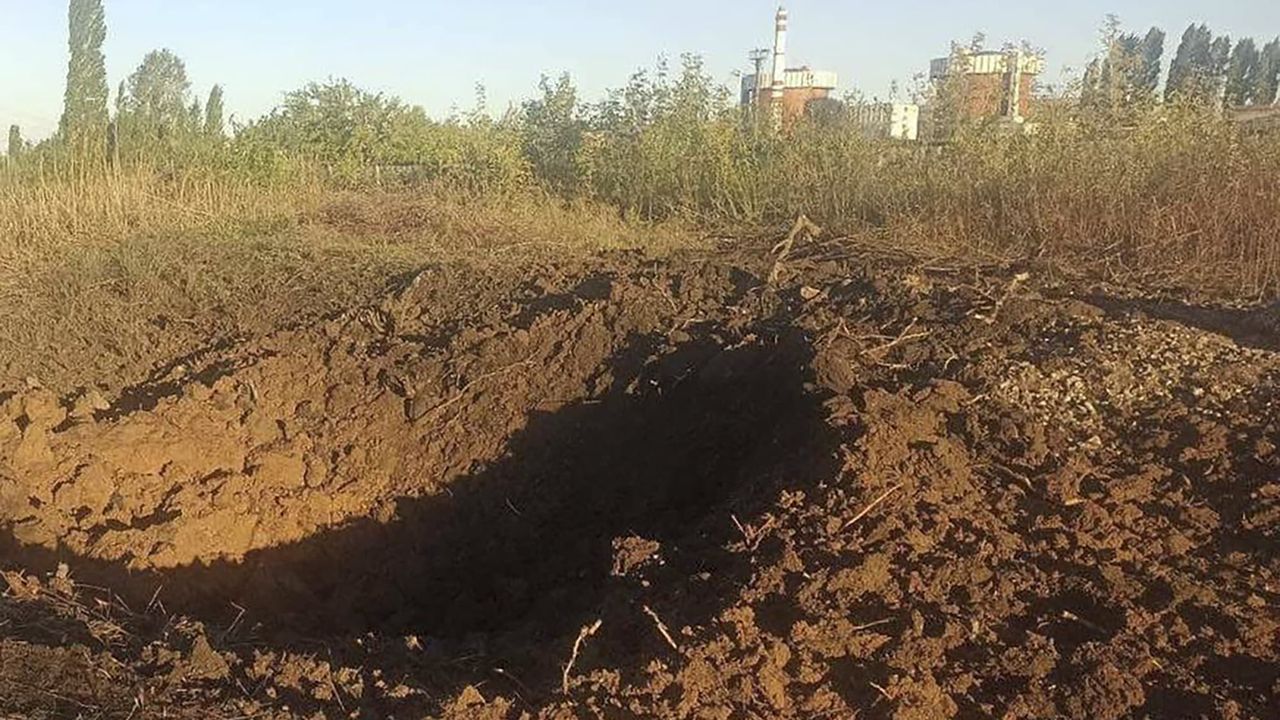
[521,73,583,193]
[1166,23,1213,102]
[1080,58,1103,107]
[120,49,192,132]
[1135,28,1166,98]
[237,79,429,168]
[7,125,23,160]
[1255,38,1280,106]
[1081,20,1163,112]
[204,85,225,137]
[1209,36,1232,103]
[60,0,109,162]
[1224,39,1260,107]
[189,97,203,131]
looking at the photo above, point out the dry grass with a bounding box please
[3,106,1278,393]
[0,170,699,392]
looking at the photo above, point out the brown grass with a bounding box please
[0,169,699,392]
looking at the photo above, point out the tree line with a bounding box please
[10,0,226,168]
[8,1,1280,172]
[1082,16,1280,111]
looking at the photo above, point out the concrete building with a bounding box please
[741,7,838,123]
[849,102,920,141]
[929,48,1044,122]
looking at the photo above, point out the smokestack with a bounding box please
[771,6,788,106]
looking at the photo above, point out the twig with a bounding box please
[860,318,929,356]
[145,584,164,613]
[220,602,246,644]
[840,484,904,531]
[852,618,895,631]
[730,513,774,551]
[642,605,679,651]
[412,359,534,422]
[325,663,347,712]
[561,619,603,694]
[975,272,1031,325]
[494,667,533,699]
[769,215,823,284]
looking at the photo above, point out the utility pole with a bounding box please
[748,48,770,107]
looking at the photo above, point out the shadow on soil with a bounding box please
[2,320,840,712]
[1085,295,1279,352]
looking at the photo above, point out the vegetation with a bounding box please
[60,0,109,166]
[3,4,1280,388]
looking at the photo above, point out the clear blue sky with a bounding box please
[3,0,1279,140]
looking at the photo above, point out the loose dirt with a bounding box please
[2,241,1277,719]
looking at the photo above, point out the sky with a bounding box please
[3,0,1279,141]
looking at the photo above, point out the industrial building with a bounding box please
[740,8,838,123]
[849,102,920,141]
[928,48,1044,122]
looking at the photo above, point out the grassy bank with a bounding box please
[0,168,698,391]
[4,71,1280,390]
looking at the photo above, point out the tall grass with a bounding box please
[0,162,321,250]
[4,63,1280,303]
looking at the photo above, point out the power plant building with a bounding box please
[929,48,1044,122]
[849,103,920,141]
[740,8,838,122]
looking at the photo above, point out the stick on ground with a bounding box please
[841,484,904,531]
[561,619,603,694]
[643,605,679,651]
[769,215,823,284]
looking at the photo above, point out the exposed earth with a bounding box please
[2,236,1278,719]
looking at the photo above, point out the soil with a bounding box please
[2,239,1278,719]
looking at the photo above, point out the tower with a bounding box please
[771,6,789,117]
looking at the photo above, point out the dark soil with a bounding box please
[2,241,1278,719]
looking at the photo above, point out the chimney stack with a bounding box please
[771,6,788,107]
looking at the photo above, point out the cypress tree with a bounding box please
[189,97,203,132]
[204,85,225,137]
[7,125,22,160]
[1166,24,1213,102]
[1080,58,1102,108]
[60,0,110,162]
[1224,39,1260,107]
[1209,35,1232,103]
[1136,28,1165,99]
[1255,38,1280,106]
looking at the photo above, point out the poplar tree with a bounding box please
[1135,28,1165,99]
[7,125,22,160]
[1255,38,1280,106]
[204,85,226,138]
[1166,24,1212,102]
[1209,36,1232,103]
[60,0,109,162]
[1224,39,1260,107]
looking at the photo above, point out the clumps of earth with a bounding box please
[2,244,1278,719]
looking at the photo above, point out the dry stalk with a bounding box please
[860,318,929,356]
[642,605,679,651]
[840,484,904,531]
[975,272,1031,325]
[412,358,534,422]
[561,619,603,694]
[769,214,823,284]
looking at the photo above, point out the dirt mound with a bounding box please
[2,248,1278,719]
